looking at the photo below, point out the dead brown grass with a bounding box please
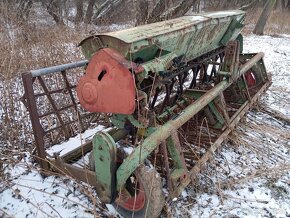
[266,10,290,35]
[0,25,84,79]
[0,5,86,149]
[243,7,290,35]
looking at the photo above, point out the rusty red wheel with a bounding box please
[113,165,164,218]
[245,71,256,87]
[117,174,146,212]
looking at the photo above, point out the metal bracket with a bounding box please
[167,130,190,197]
[92,132,117,203]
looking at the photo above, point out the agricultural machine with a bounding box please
[22,10,271,217]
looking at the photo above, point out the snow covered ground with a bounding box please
[1,35,290,218]
[167,35,290,217]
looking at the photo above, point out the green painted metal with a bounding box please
[79,11,245,74]
[157,99,187,121]
[183,90,225,129]
[217,71,232,77]
[170,168,189,197]
[237,34,244,52]
[116,53,266,190]
[116,80,229,190]
[167,135,185,170]
[238,52,265,79]
[77,10,267,200]
[111,114,127,129]
[209,102,225,128]
[92,132,117,203]
[166,131,191,197]
[220,18,245,45]
[111,114,148,129]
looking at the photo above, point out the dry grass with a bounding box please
[0,25,84,79]
[243,8,290,35]
[266,10,290,35]
[0,4,86,149]
[0,7,105,216]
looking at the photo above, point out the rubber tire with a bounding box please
[113,164,165,218]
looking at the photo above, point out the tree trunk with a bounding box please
[45,0,64,25]
[147,0,198,23]
[16,0,33,21]
[164,0,199,20]
[193,0,200,13]
[93,0,129,25]
[136,0,148,25]
[253,0,276,35]
[75,0,83,23]
[146,0,167,23]
[276,0,283,10]
[85,0,97,24]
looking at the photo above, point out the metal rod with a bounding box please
[31,60,88,77]
[116,79,229,190]
[238,52,264,77]
[22,73,49,169]
[116,53,267,190]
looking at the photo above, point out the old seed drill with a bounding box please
[22,10,271,218]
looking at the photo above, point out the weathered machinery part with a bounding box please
[115,51,268,191]
[88,128,129,203]
[77,17,270,216]
[22,9,272,218]
[113,165,164,218]
[79,11,245,63]
[77,48,143,114]
[91,132,117,203]
[89,144,164,217]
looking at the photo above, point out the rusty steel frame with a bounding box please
[22,60,92,170]
[22,52,271,202]
[116,52,270,190]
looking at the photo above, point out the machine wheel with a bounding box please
[114,164,165,218]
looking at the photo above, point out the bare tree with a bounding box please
[93,0,131,25]
[276,0,290,10]
[147,0,199,23]
[43,0,65,25]
[146,0,167,23]
[85,0,97,24]
[0,0,34,22]
[167,0,199,19]
[136,0,149,25]
[75,0,84,23]
[253,0,276,35]
[17,0,33,21]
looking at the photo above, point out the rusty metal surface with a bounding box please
[77,48,136,114]
[116,49,269,189]
[84,10,244,44]
[22,9,271,212]
[79,10,245,61]
[116,79,230,190]
[189,79,271,180]
[22,73,48,169]
[52,158,99,188]
[21,61,108,168]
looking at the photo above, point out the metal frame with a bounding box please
[22,51,271,203]
[21,60,96,170]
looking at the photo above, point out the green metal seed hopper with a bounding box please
[22,10,271,218]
